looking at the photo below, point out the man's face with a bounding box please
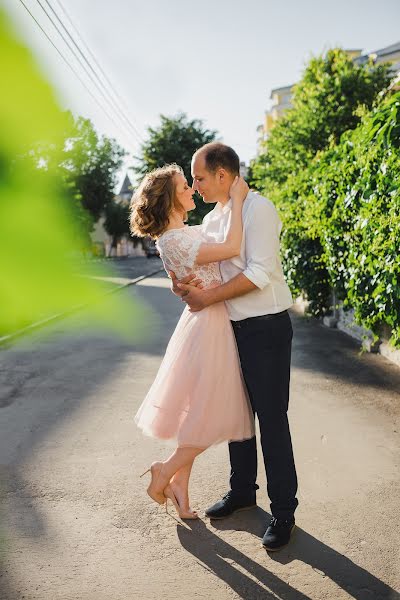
[191,154,228,204]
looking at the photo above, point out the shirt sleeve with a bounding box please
[156,231,202,277]
[242,199,282,290]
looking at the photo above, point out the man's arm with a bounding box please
[169,270,203,297]
[179,199,281,311]
[178,273,256,311]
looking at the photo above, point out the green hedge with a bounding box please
[251,49,399,347]
[265,92,400,346]
[320,93,400,346]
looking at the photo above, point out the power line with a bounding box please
[16,0,138,151]
[42,0,144,144]
[33,0,142,146]
[52,0,144,143]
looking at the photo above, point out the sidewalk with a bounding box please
[0,273,399,599]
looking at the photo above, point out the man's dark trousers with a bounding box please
[230,310,298,520]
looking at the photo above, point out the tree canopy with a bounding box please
[134,113,217,224]
[32,111,126,238]
[249,48,399,346]
[251,48,393,190]
[60,114,126,223]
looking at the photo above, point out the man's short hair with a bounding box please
[196,142,240,175]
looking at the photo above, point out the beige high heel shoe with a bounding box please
[140,462,167,505]
[164,484,199,520]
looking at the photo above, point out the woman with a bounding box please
[130,164,254,519]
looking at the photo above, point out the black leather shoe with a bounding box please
[262,516,295,551]
[205,491,257,519]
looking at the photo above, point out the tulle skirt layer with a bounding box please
[135,301,255,448]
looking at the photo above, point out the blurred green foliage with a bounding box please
[0,10,143,338]
[251,49,399,346]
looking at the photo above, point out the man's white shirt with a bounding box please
[201,191,293,321]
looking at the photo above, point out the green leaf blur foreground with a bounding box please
[0,10,148,340]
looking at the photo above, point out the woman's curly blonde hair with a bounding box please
[129,164,185,239]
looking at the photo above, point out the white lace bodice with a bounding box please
[156,225,222,289]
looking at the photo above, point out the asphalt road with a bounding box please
[78,255,163,282]
[0,272,399,600]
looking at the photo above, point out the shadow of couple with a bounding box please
[176,507,397,600]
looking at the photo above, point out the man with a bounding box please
[170,142,298,551]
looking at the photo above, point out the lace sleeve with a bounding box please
[156,231,202,277]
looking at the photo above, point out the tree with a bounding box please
[250,48,394,316]
[252,49,392,190]
[38,111,126,230]
[134,113,217,224]
[103,200,130,255]
[62,114,126,223]
[314,93,400,346]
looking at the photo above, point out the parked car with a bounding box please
[143,237,160,258]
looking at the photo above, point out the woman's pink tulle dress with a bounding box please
[134,225,255,448]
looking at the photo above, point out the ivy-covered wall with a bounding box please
[251,50,399,347]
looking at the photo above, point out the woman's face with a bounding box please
[174,173,196,213]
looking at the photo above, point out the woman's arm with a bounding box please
[195,177,248,266]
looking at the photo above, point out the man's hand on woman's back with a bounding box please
[168,271,203,297]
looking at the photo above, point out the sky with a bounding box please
[4,0,400,187]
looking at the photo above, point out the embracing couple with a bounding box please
[130,142,298,551]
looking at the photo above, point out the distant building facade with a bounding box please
[239,161,248,179]
[353,41,400,75]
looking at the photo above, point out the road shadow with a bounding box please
[0,468,51,600]
[177,516,310,600]
[289,310,400,398]
[0,276,181,599]
[177,507,397,600]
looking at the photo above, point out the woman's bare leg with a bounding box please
[153,446,205,495]
[170,460,195,512]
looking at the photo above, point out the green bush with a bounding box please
[321,94,400,346]
[251,49,399,347]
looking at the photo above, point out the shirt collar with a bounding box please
[215,199,232,215]
[218,193,255,214]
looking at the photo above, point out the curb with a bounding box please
[0,267,165,347]
[293,296,400,369]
